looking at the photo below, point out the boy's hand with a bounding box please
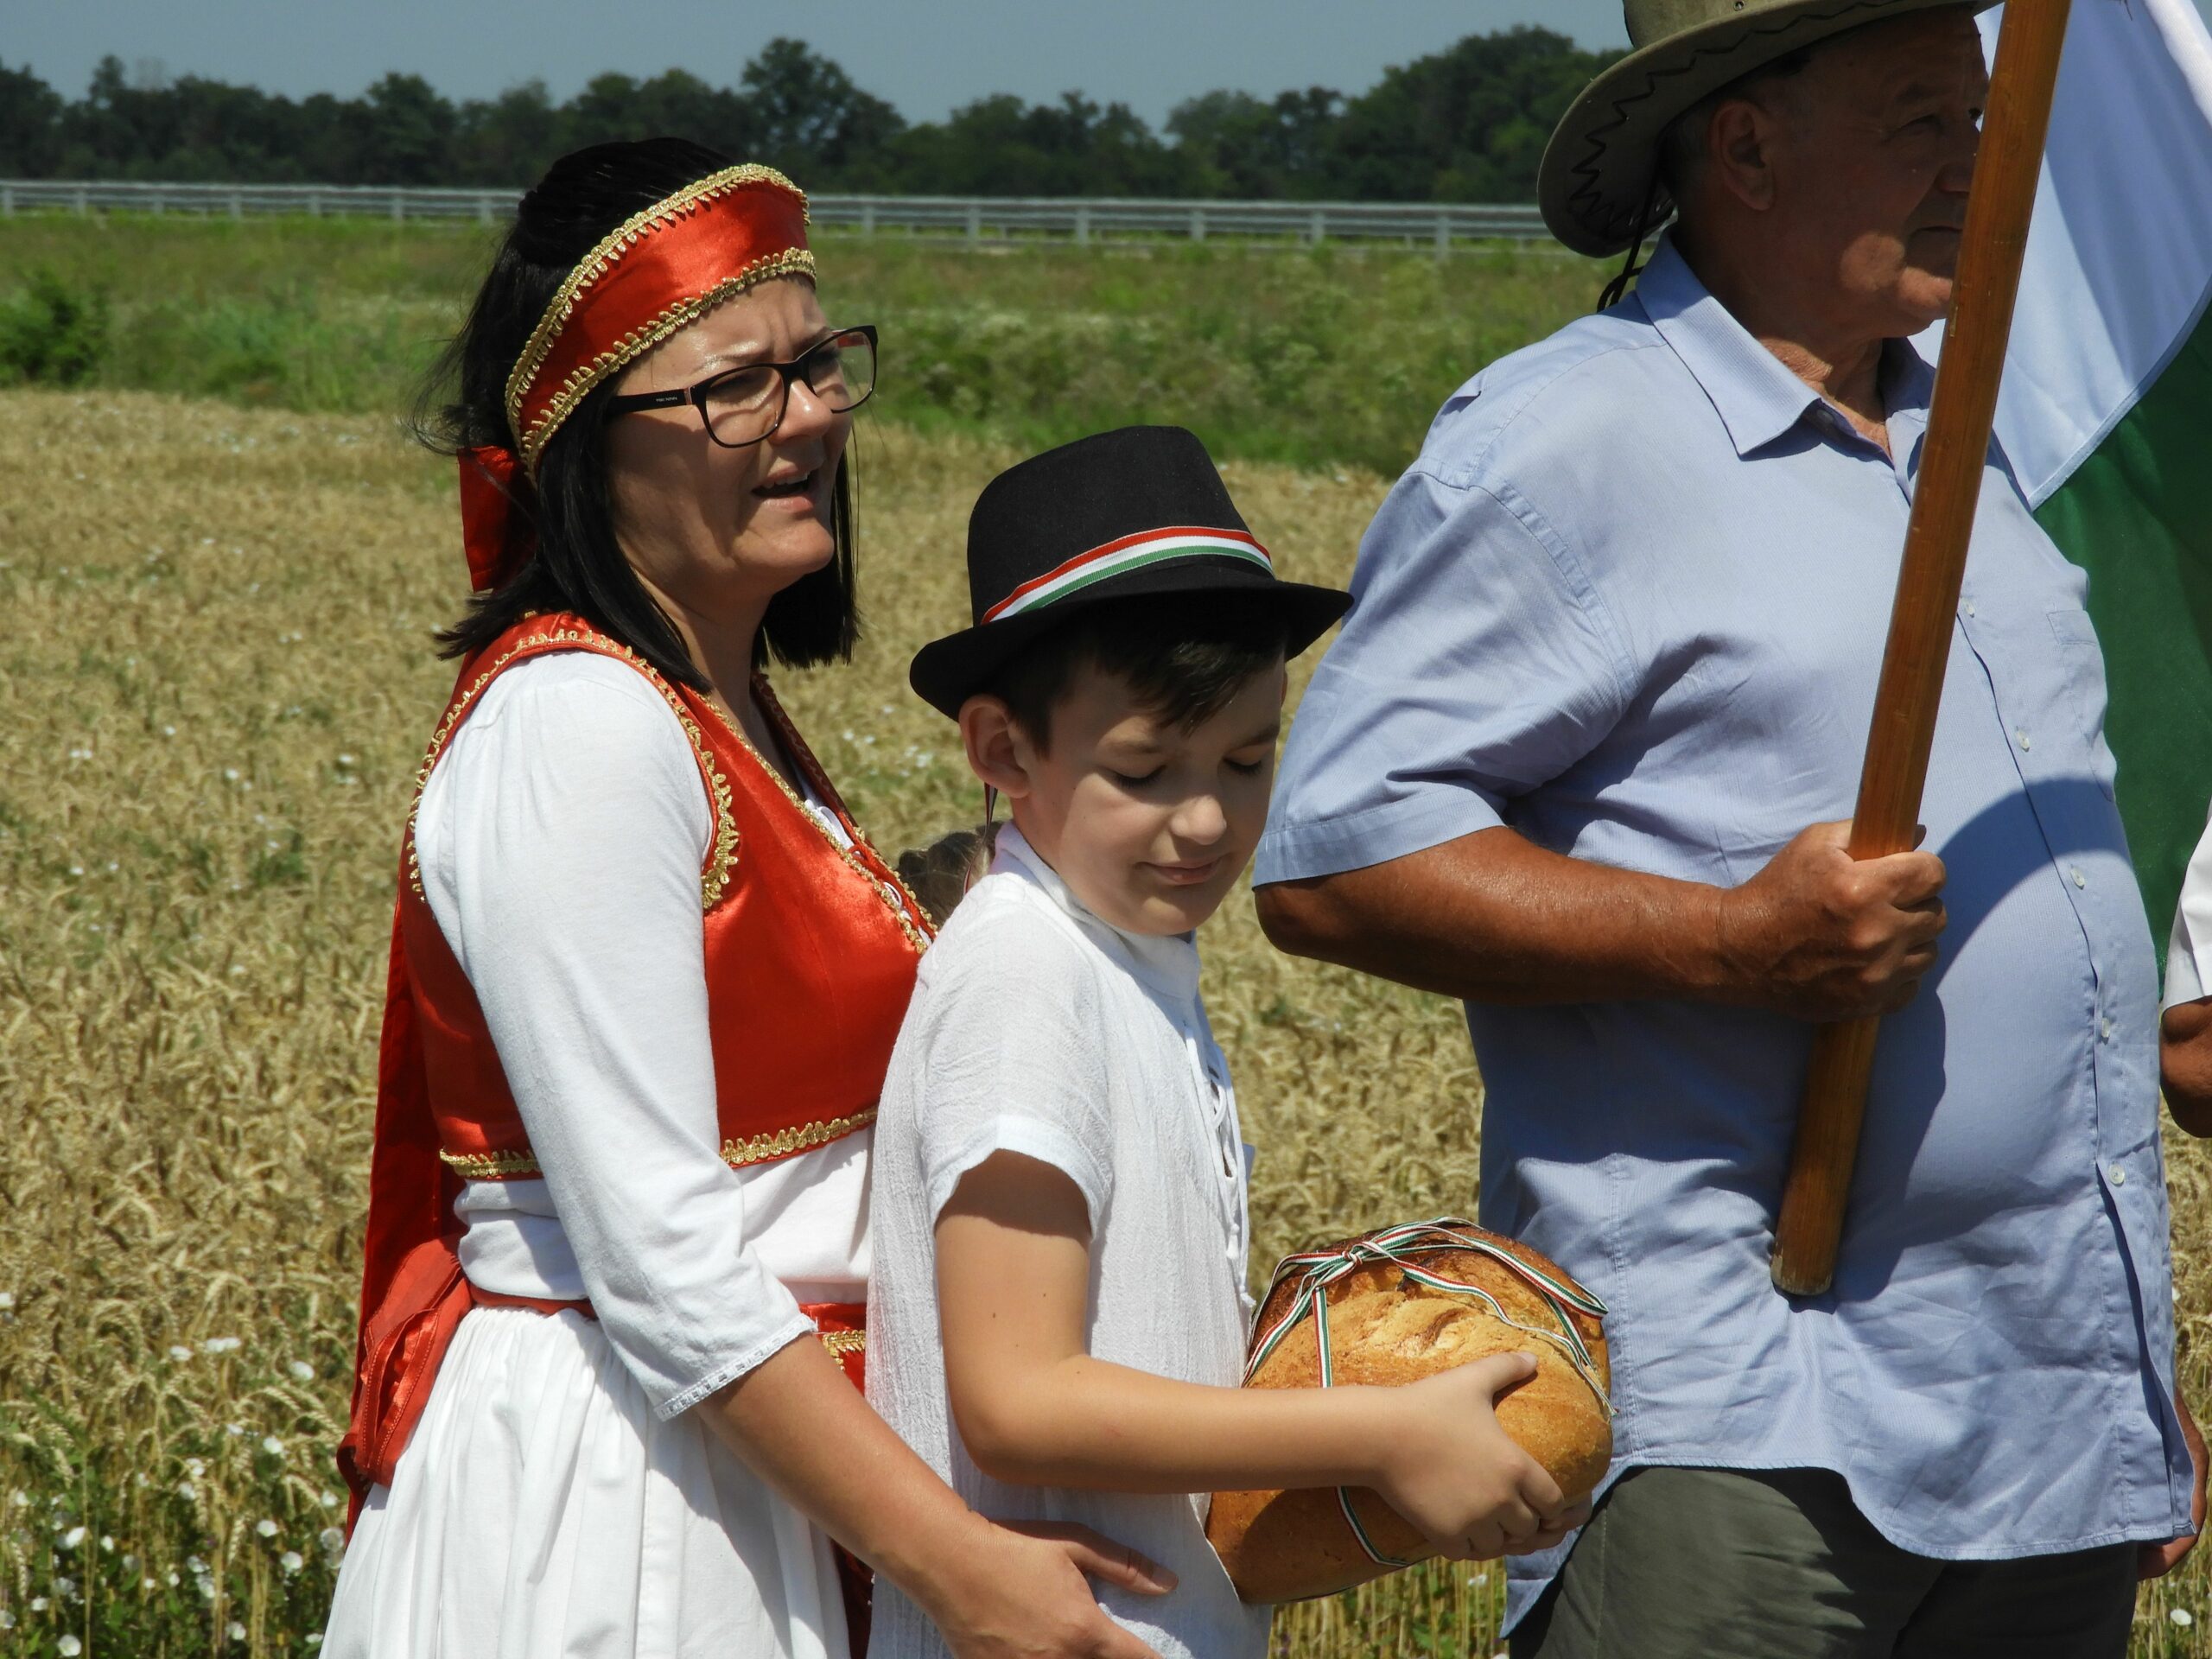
[1372,1352,1588,1560]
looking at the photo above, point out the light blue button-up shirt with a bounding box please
[1256,238,2191,1622]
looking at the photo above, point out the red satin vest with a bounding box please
[340,613,931,1520]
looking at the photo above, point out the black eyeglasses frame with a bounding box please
[602,324,879,448]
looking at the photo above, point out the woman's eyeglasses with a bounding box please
[604,325,878,448]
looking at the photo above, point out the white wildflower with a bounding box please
[60,1524,85,1548]
[30,1598,48,1612]
[227,1622,246,1641]
[2174,1608,2196,1628]
[318,1525,346,1555]
[225,1421,245,1436]
[201,1336,242,1355]
[222,767,240,783]
[336,753,356,767]
[176,1481,196,1501]
[167,1572,180,1587]
[307,1637,324,1649]
[319,1491,340,1509]
[0,1292,12,1309]
[280,1549,303,1574]
[168,1344,192,1362]
[59,1636,82,1656]
[99,1535,112,1551]
[255,1517,277,1538]
[262,1435,284,1457]
[185,1458,205,1478]
[55,1575,77,1596]
[288,1361,315,1382]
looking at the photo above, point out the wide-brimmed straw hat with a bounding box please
[1539,0,1994,257]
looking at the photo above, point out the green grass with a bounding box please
[0,213,1603,475]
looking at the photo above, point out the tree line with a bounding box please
[0,30,1618,201]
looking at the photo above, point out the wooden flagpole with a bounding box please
[1769,0,2074,1296]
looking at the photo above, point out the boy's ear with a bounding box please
[958,695,1034,801]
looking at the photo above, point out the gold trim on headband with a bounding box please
[504,162,811,473]
[515,246,816,474]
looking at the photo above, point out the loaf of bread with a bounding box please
[1206,1219,1611,1605]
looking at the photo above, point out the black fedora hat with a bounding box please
[909,426,1352,720]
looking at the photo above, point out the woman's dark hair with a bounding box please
[985,594,1295,753]
[420,137,858,685]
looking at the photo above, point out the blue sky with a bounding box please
[10,1,1629,128]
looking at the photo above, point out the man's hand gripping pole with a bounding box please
[1770,0,2073,1297]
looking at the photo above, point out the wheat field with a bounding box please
[0,387,2204,1656]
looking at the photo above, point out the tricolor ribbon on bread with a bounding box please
[1246,1217,1611,1570]
[459,162,816,593]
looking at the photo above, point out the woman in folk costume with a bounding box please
[325,139,1170,1659]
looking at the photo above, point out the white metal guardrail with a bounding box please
[0,178,1555,248]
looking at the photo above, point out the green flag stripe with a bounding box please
[2035,303,2212,955]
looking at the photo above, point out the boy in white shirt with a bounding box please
[867,427,1586,1659]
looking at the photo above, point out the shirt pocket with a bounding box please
[2044,607,2120,803]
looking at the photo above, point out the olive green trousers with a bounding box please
[1510,1466,2139,1659]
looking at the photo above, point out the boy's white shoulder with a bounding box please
[915,868,1111,1007]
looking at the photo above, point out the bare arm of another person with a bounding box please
[1258,820,1946,1022]
[2164,997,2212,1135]
[935,1152,1588,1562]
[707,1343,1173,1659]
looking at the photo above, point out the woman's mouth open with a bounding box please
[753,467,822,506]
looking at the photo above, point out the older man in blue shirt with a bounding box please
[1256,4,2201,1655]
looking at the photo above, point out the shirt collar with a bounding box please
[1637,237,1827,458]
[1635,237,1941,463]
[991,823,1202,1007]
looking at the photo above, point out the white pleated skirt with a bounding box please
[324,1306,853,1659]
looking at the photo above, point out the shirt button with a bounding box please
[2110,1166,2128,1185]
[2014,728,2032,751]
[2101,1016,2114,1042]
[1963,600,1978,617]
[2072,867,2088,889]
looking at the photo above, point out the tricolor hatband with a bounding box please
[981,527,1274,623]
[908,425,1351,720]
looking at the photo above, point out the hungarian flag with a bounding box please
[1977,0,2212,943]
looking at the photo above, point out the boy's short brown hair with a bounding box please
[981,594,1293,753]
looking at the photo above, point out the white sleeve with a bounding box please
[420,653,814,1416]
[2166,804,2212,1010]
[909,897,1119,1230]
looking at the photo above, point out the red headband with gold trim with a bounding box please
[507,162,813,474]
[460,163,815,593]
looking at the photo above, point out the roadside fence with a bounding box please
[0,178,1557,251]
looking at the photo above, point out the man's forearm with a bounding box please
[1255,820,1945,1021]
[1255,826,1735,1006]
